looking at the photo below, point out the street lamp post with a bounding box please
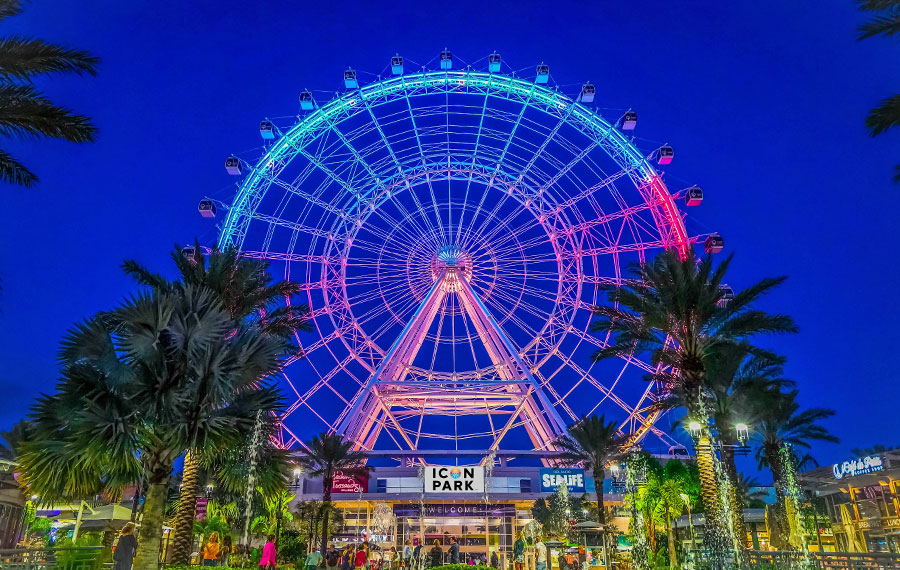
[276,468,303,553]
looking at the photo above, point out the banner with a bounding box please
[331,471,369,493]
[540,468,586,493]
[393,503,515,518]
[194,498,208,521]
[425,466,485,493]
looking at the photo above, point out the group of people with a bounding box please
[200,532,236,566]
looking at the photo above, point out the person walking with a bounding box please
[534,538,547,570]
[260,534,277,569]
[354,543,368,570]
[306,546,324,570]
[113,522,138,570]
[219,535,233,567]
[429,540,443,568]
[402,539,413,569]
[448,538,460,565]
[342,546,356,570]
[489,551,499,569]
[326,545,341,570]
[513,533,525,570]
[202,532,221,567]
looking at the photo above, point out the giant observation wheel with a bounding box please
[212,52,707,458]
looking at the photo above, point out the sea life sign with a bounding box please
[833,455,884,480]
[425,466,485,492]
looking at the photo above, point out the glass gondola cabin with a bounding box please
[535,64,549,84]
[704,234,724,254]
[657,145,674,165]
[225,156,242,175]
[391,56,403,76]
[717,285,734,307]
[182,246,196,260]
[440,50,452,70]
[581,83,595,103]
[299,91,314,111]
[344,69,358,89]
[621,111,637,131]
[488,53,501,73]
[259,120,276,140]
[198,199,217,218]
[685,186,703,206]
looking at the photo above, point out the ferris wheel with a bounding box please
[209,51,710,456]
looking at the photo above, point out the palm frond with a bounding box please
[0,83,96,142]
[858,7,900,39]
[865,94,900,136]
[0,37,98,79]
[0,0,23,22]
[0,146,36,186]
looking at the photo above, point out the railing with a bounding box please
[686,550,900,570]
[748,551,900,569]
[0,546,106,570]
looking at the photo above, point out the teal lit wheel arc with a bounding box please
[217,66,695,451]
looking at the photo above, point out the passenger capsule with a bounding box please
[391,55,404,76]
[198,200,216,218]
[225,156,242,176]
[535,64,550,84]
[580,83,595,103]
[259,120,276,140]
[182,245,196,260]
[440,50,453,70]
[657,145,674,165]
[704,234,724,254]
[621,110,637,131]
[488,53,501,73]
[344,69,358,89]
[299,91,314,111]
[717,284,735,307]
[685,185,703,207]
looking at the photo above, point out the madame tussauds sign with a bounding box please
[425,466,485,492]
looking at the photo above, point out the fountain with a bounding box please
[780,445,814,570]
[626,451,650,570]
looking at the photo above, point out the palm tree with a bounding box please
[18,286,288,570]
[857,0,900,181]
[555,415,624,525]
[123,242,309,565]
[297,433,369,555]
[639,460,694,569]
[592,248,796,545]
[755,390,838,550]
[704,345,793,548]
[0,0,98,186]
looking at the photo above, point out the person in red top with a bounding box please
[354,543,368,569]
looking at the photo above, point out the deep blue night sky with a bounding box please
[0,1,897,477]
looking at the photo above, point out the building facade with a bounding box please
[801,449,900,553]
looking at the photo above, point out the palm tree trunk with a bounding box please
[98,529,115,564]
[133,481,168,570]
[720,445,747,549]
[170,449,201,564]
[695,434,722,531]
[765,448,791,550]
[666,511,676,569]
[321,476,332,555]
[595,466,606,523]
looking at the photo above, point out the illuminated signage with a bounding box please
[540,468,586,493]
[331,471,369,493]
[833,455,884,480]
[425,466,485,493]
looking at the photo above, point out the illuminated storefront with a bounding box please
[801,449,900,553]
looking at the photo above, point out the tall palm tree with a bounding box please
[591,248,796,545]
[555,415,624,525]
[704,345,794,548]
[857,0,900,181]
[755,390,838,550]
[0,0,98,186]
[297,433,369,555]
[123,242,309,565]
[18,286,288,570]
